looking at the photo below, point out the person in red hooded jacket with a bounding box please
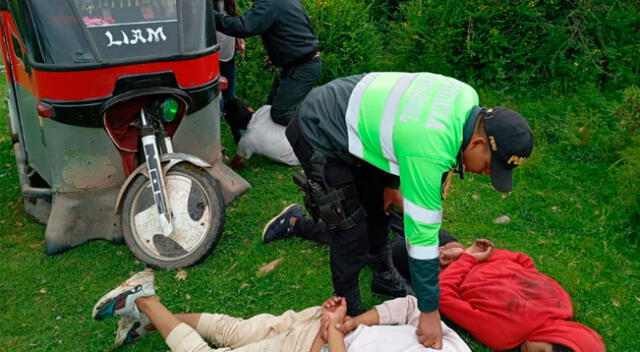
[391,238,605,352]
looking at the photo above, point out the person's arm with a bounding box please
[439,253,500,336]
[398,156,447,348]
[499,250,536,270]
[374,296,421,326]
[327,325,347,352]
[337,307,380,335]
[213,0,275,38]
[318,297,348,352]
[309,330,326,352]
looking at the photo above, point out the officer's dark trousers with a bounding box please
[268,58,322,126]
[285,114,390,300]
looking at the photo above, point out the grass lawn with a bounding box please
[0,78,638,351]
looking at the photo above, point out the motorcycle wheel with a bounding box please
[121,163,225,269]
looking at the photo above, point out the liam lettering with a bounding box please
[105,26,167,47]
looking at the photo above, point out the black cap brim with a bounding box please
[491,152,513,193]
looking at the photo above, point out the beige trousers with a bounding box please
[165,306,322,352]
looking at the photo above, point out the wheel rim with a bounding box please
[129,171,212,261]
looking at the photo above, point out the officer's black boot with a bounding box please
[340,287,366,317]
[369,244,414,298]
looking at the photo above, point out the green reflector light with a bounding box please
[162,98,179,122]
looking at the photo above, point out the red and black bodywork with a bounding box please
[1,0,249,257]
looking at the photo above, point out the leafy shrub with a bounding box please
[303,0,386,82]
[234,0,385,107]
[610,86,640,240]
[387,0,640,90]
[368,0,406,22]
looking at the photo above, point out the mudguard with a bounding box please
[114,153,212,215]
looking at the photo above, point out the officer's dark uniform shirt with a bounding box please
[213,0,319,68]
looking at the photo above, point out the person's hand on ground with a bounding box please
[465,238,495,262]
[383,187,403,215]
[417,310,443,349]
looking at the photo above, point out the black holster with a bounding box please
[292,152,366,230]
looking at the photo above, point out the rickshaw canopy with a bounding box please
[8,0,217,69]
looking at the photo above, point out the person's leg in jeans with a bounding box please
[219,57,243,144]
[269,59,322,126]
[266,71,281,105]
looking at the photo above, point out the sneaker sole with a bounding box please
[92,284,142,321]
[261,204,299,242]
[115,320,142,346]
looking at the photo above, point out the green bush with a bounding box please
[234,0,385,107]
[610,86,640,240]
[303,0,386,83]
[387,0,640,90]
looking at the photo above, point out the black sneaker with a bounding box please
[262,204,303,244]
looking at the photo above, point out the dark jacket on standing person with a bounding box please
[213,0,319,68]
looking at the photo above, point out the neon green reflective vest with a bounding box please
[345,72,478,259]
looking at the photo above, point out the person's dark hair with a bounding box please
[552,344,573,352]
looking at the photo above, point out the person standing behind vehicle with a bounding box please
[212,0,322,126]
[215,0,246,143]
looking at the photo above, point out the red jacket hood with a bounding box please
[528,317,605,351]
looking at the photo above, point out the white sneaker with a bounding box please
[92,269,155,321]
[115,313,152,346]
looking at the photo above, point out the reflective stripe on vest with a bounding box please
[404,198,443,225]
[346,72,466,176]
[406,238,439,260]
[379,73,420,175]
[346,73,379,159]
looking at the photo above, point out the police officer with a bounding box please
[212,0,322,126]
[262,72,534,349]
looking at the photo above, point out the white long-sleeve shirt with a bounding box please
[323,296,471,352]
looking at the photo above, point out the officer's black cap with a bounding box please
[484,107,534,193]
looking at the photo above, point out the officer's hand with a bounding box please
[383,187,403,215]
[416,311,443,349]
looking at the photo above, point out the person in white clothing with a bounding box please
[92,270,470,352]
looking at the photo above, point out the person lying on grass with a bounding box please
[390,237,606,352]
[263,222,606,352]
[91,270,471,351]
